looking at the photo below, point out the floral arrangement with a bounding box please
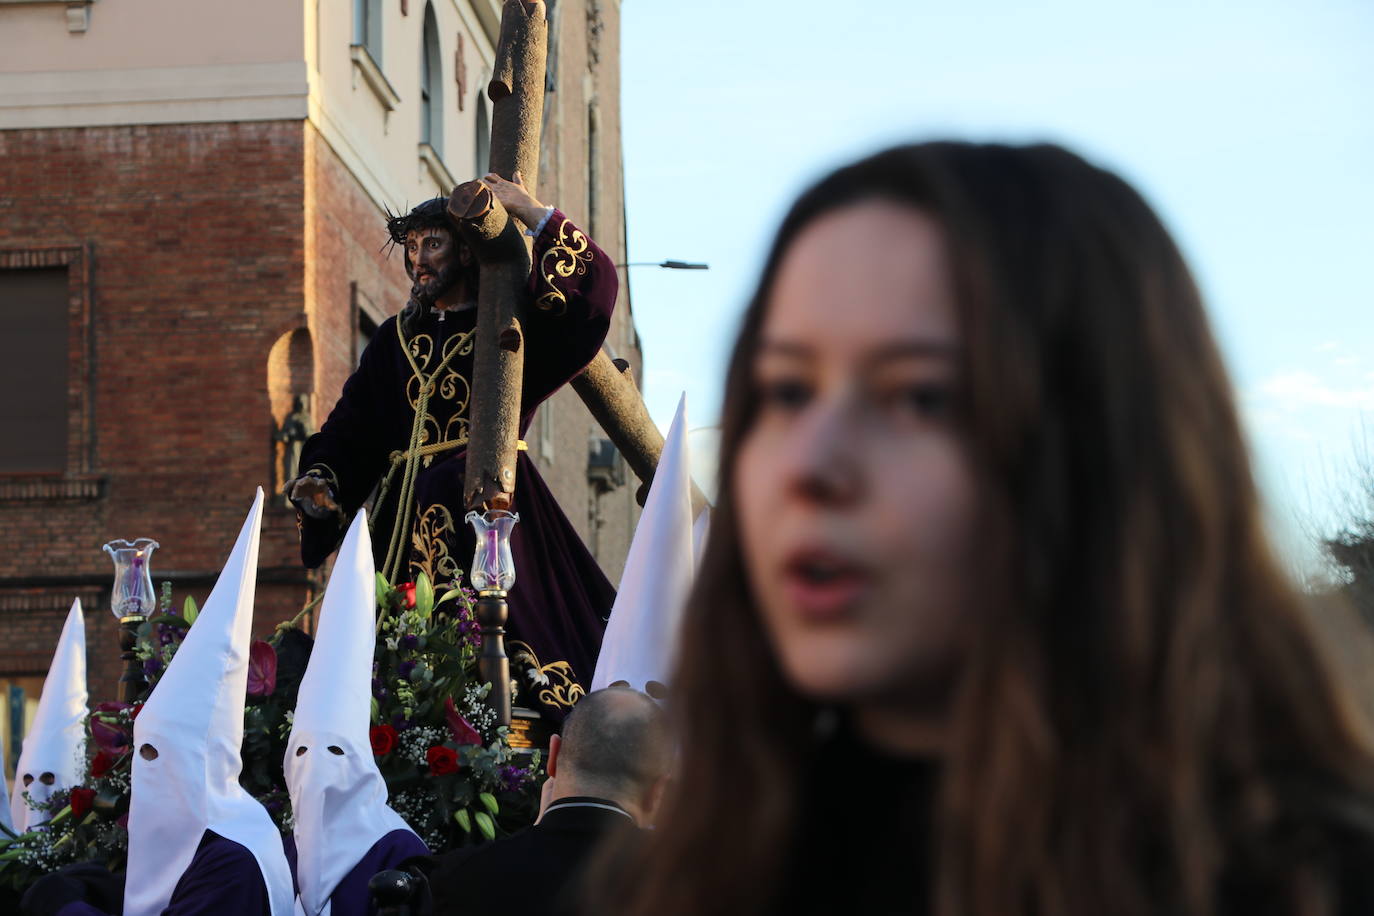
[0,573,543,894]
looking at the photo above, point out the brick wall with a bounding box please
[0,122,312,698]
[0,1,644,699]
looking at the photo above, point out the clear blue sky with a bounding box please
[619,0,1374,572]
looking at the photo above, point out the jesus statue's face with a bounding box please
[406,226,465,307]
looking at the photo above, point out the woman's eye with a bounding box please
[758,379,812,410]
[896,384,953,417]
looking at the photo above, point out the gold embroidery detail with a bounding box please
[403,331,474,455]
[535,219,593,316]
[410,503,461,585]
[509,640,585,710]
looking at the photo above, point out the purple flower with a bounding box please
[399,634,419,651]
[390,712,411,732]
[142,657,164,679]
[90,702,132,755]
[397,660,416,680]
[499,764,527,792]
[246,641,277,697]
[371,678,388,701]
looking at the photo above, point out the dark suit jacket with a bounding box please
[407,797,637,916]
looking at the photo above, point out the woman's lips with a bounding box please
[779,548,872,622]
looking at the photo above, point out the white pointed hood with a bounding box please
[592,394,708,695]
[9,598,87,831]
[287,509,418,916]
[125,489,294,916]
[0,719,10,835]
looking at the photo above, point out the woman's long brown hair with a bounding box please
[602,142,1374,916]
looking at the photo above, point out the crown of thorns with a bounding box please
[384,197,457,248]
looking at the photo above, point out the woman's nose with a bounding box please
[780,392,864,506]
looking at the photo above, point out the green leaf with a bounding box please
[478,792,499,817]
[370,697,380,725]
[414,573,434,619]
[376,572,391,608]
[182,596,198,625]
[474,810,496,841]
[435,588,460,606]
[454,808,472,832]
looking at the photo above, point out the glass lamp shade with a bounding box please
[465,510,519,593]
[102,538,160,619]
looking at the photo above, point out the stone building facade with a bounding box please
[0,0,639,750]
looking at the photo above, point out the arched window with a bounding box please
[475,94,490,175]
[353,0,382,65]
[587,102,601,239]
[420,4,443,155]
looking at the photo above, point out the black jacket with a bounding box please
[406,797,637,916]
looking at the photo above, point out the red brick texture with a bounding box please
[0,122,322,698]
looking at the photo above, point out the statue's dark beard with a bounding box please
[400,260,475,337]
[410,259,466,308]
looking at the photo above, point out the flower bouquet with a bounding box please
[0,572,542,894]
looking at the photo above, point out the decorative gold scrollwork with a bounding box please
[535,219,593,316]
[403,331,474,456]
[509,640,585,711]
[410,503,461,585]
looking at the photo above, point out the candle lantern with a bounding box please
[102,538,160,702]
[465,510,519,726]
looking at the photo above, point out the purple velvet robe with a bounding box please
[282,828,427,916]
[55,830,271,916]
[327,829,428,916]
[297,211,618,719]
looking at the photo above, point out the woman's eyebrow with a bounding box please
[868,340,959,364]
[755,339,814,360]
[756,339,958,364]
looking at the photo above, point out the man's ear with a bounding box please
[457,238,475,267]
[546,734,562,779]
[641,774,671,827]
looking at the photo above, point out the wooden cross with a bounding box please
[449,0,679,517]
[448,0,547,514]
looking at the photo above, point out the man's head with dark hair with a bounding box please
[386,197,475,332]
[544,687,671,824]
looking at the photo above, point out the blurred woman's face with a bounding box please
[735,200,977,733]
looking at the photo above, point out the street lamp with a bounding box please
[618,260,709,270]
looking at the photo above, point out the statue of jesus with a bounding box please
[284,172,617,719]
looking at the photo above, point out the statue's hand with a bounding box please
[480,170,547,227]
[283,474,339,520]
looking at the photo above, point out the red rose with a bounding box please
[369,724,398,756]
[90,751,116,778]
[69,787,96,819]
[131,703,144,720]
[425,745,460,775]
[398,582,417,609]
